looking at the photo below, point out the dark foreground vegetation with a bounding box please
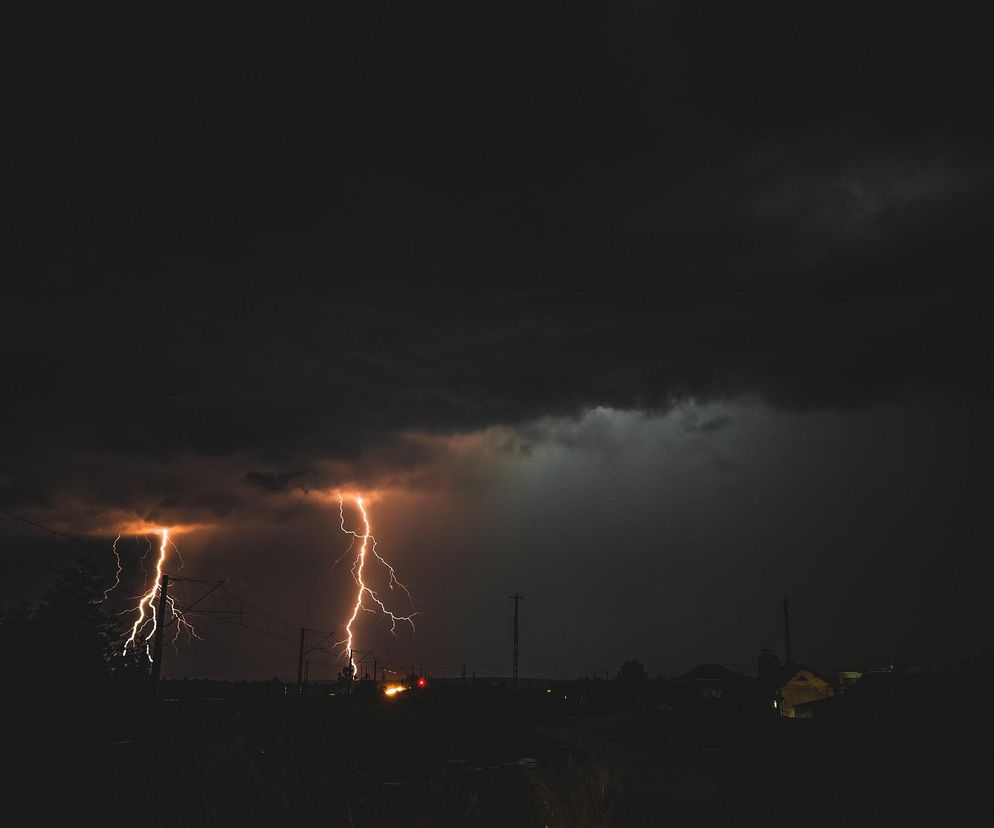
[3,562,988,826]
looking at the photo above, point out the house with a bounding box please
[793,667,960,725]
[756,650,834,718]
[674,662,753,715]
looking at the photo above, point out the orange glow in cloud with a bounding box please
[107,519,206,538]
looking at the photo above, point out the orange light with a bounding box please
[383,684,407,697]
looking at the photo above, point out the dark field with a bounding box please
[13,680,983,827]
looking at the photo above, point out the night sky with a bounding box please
[3,5,991,681]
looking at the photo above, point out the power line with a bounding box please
[163,572,223,584]
[165,659,347,679]
[186,601,299,645]
[304,629,337,656]
[185,602,339,657]
[0,507,112,556]
[165,579,224,629]
[218,584,335,638]
[172,664,298,678]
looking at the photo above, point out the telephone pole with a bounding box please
[783,596,793,665]
[297,627,307,696]
[150,575,169,698]
[509,593,523,690]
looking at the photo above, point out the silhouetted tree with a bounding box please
[970,647,994,676]
[36,559,122,678]
[2,558,124,707]
[2,558,128,813]
[613,659,650,710]
[615,659,649,686]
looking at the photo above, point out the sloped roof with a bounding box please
[680,662,752,685]
[758,663,831,692]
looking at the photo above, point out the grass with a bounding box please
[534,755,622,828]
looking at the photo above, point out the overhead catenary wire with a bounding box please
[180,597,339,657]
[164,579,224,629]
[217,583,336,638]
[1,506,116,557]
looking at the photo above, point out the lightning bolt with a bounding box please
[336,494,417,676]
[120,529,198,662]
[99,533,123,603]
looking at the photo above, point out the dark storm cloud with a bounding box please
[694,415,734,435]
[243,469,314,494]
[2,4,991,515]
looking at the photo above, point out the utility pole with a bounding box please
[509,593,523,690]
[783,596,793,665]
[150,575,169,698]
[297,627,307,696]
[352,651,372,681]
[373,658,377,684]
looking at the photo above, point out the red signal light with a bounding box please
[417,677,427,688]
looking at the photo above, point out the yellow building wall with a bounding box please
[781,669,833,718]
